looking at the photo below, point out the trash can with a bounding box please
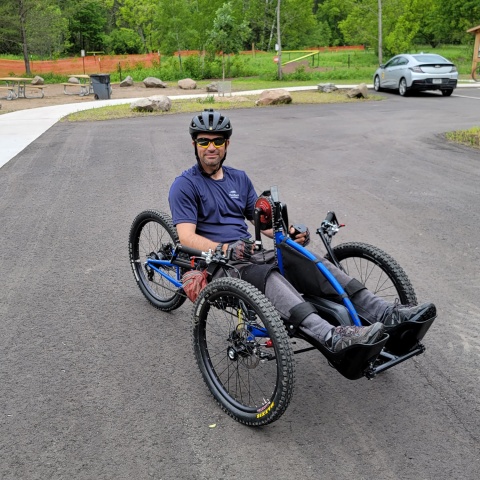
[90,74,112,100]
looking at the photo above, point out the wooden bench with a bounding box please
[25,85,46,99]
[62,82,89,96]
[0,86,17,100]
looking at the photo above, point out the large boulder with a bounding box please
[31,75,44,85]
[143,77,168,88]
[255,89,292,106]
[347,83,369,99]
[120,75,134,87]
[178,78,197,90]
[149,95,171,111]
[317,83,338,93]
[130,95,171,112]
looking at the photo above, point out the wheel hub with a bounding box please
[227,346,238,361]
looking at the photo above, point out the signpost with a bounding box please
[81,49,85,74]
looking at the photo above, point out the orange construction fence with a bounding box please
[0,46,365,77]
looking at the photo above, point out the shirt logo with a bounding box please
[229,190,239,199]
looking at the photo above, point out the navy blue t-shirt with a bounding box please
[168,164,258,243]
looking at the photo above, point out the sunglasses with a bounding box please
[195,137,226,148]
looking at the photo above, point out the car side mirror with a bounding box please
[379,64,385,68]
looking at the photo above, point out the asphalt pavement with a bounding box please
[0,83,477,170]
[1,85,480,480]
[0,85,321,170]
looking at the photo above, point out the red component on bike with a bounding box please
[255,196,273,230]
[265,339,273,348]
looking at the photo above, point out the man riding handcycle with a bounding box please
[129,109,437,426]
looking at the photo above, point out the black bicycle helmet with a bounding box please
[189,109,232,139]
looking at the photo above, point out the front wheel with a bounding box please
[398,78,409,97]
[129,210,186,311]
[374,75,382,92]
[192,277,295,426]
[325,242,417,306]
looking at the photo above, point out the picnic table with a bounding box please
[0,77,45,100]
[64,74,93,96]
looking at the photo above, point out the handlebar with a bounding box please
[177,244,206,258]
[176,244,229,267]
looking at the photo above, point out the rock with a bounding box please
[178,78,197,90]
[68,77,80,84]
[255,89,292,106]
[130,98,154,112]
[31,76,44,85]
[119,76,134,87]
[347,83,369,99]
[148,95,171,112]
[317,83,338,93]
[206,82,218,92]
[143,77,167,88]
[130,95,171,112]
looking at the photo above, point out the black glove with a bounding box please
[226,239,254,261]
[289,224,310,247]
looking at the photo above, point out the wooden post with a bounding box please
[467,25,480,82]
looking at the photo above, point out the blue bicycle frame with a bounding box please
[144,229,363,328]
[274,231,362,327]
[146,259,183,288]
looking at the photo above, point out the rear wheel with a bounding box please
[441,89,453,96]
[192,277,295,426]
[326,242,417,306]
[374,75,382,92]
[398,78,409,96]
[129,210,186,311]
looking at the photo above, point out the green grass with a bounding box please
[63,90,383,122]
[445,126,480,149]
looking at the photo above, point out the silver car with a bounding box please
[373,53,458,97]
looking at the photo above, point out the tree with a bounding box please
[116,0,157,52]
[152,0,199,73]
[27,2,68,58]
[437,0,480,44]
[0,0,67,73]
[67,0,108,54]
[240,0,277,51]
[106,27,143,54]
[206,2,250,79]
[315,0,356,46]
[280,0,320,49]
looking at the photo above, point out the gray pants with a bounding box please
[220,253,390,344]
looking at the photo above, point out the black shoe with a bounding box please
[324,323,385,353]
[380,302,436,328]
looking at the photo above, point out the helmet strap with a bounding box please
[194,144,228,178]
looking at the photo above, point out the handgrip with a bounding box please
[177,244,205,258]
[325,211,335,223]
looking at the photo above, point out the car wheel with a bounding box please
[398,78,409,96]
[374,75,382,92]
[441,89,453,97]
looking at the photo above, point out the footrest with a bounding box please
[383,315,436,356]
[297,331,389,380]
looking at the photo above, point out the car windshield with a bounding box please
[412,54,450,64]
